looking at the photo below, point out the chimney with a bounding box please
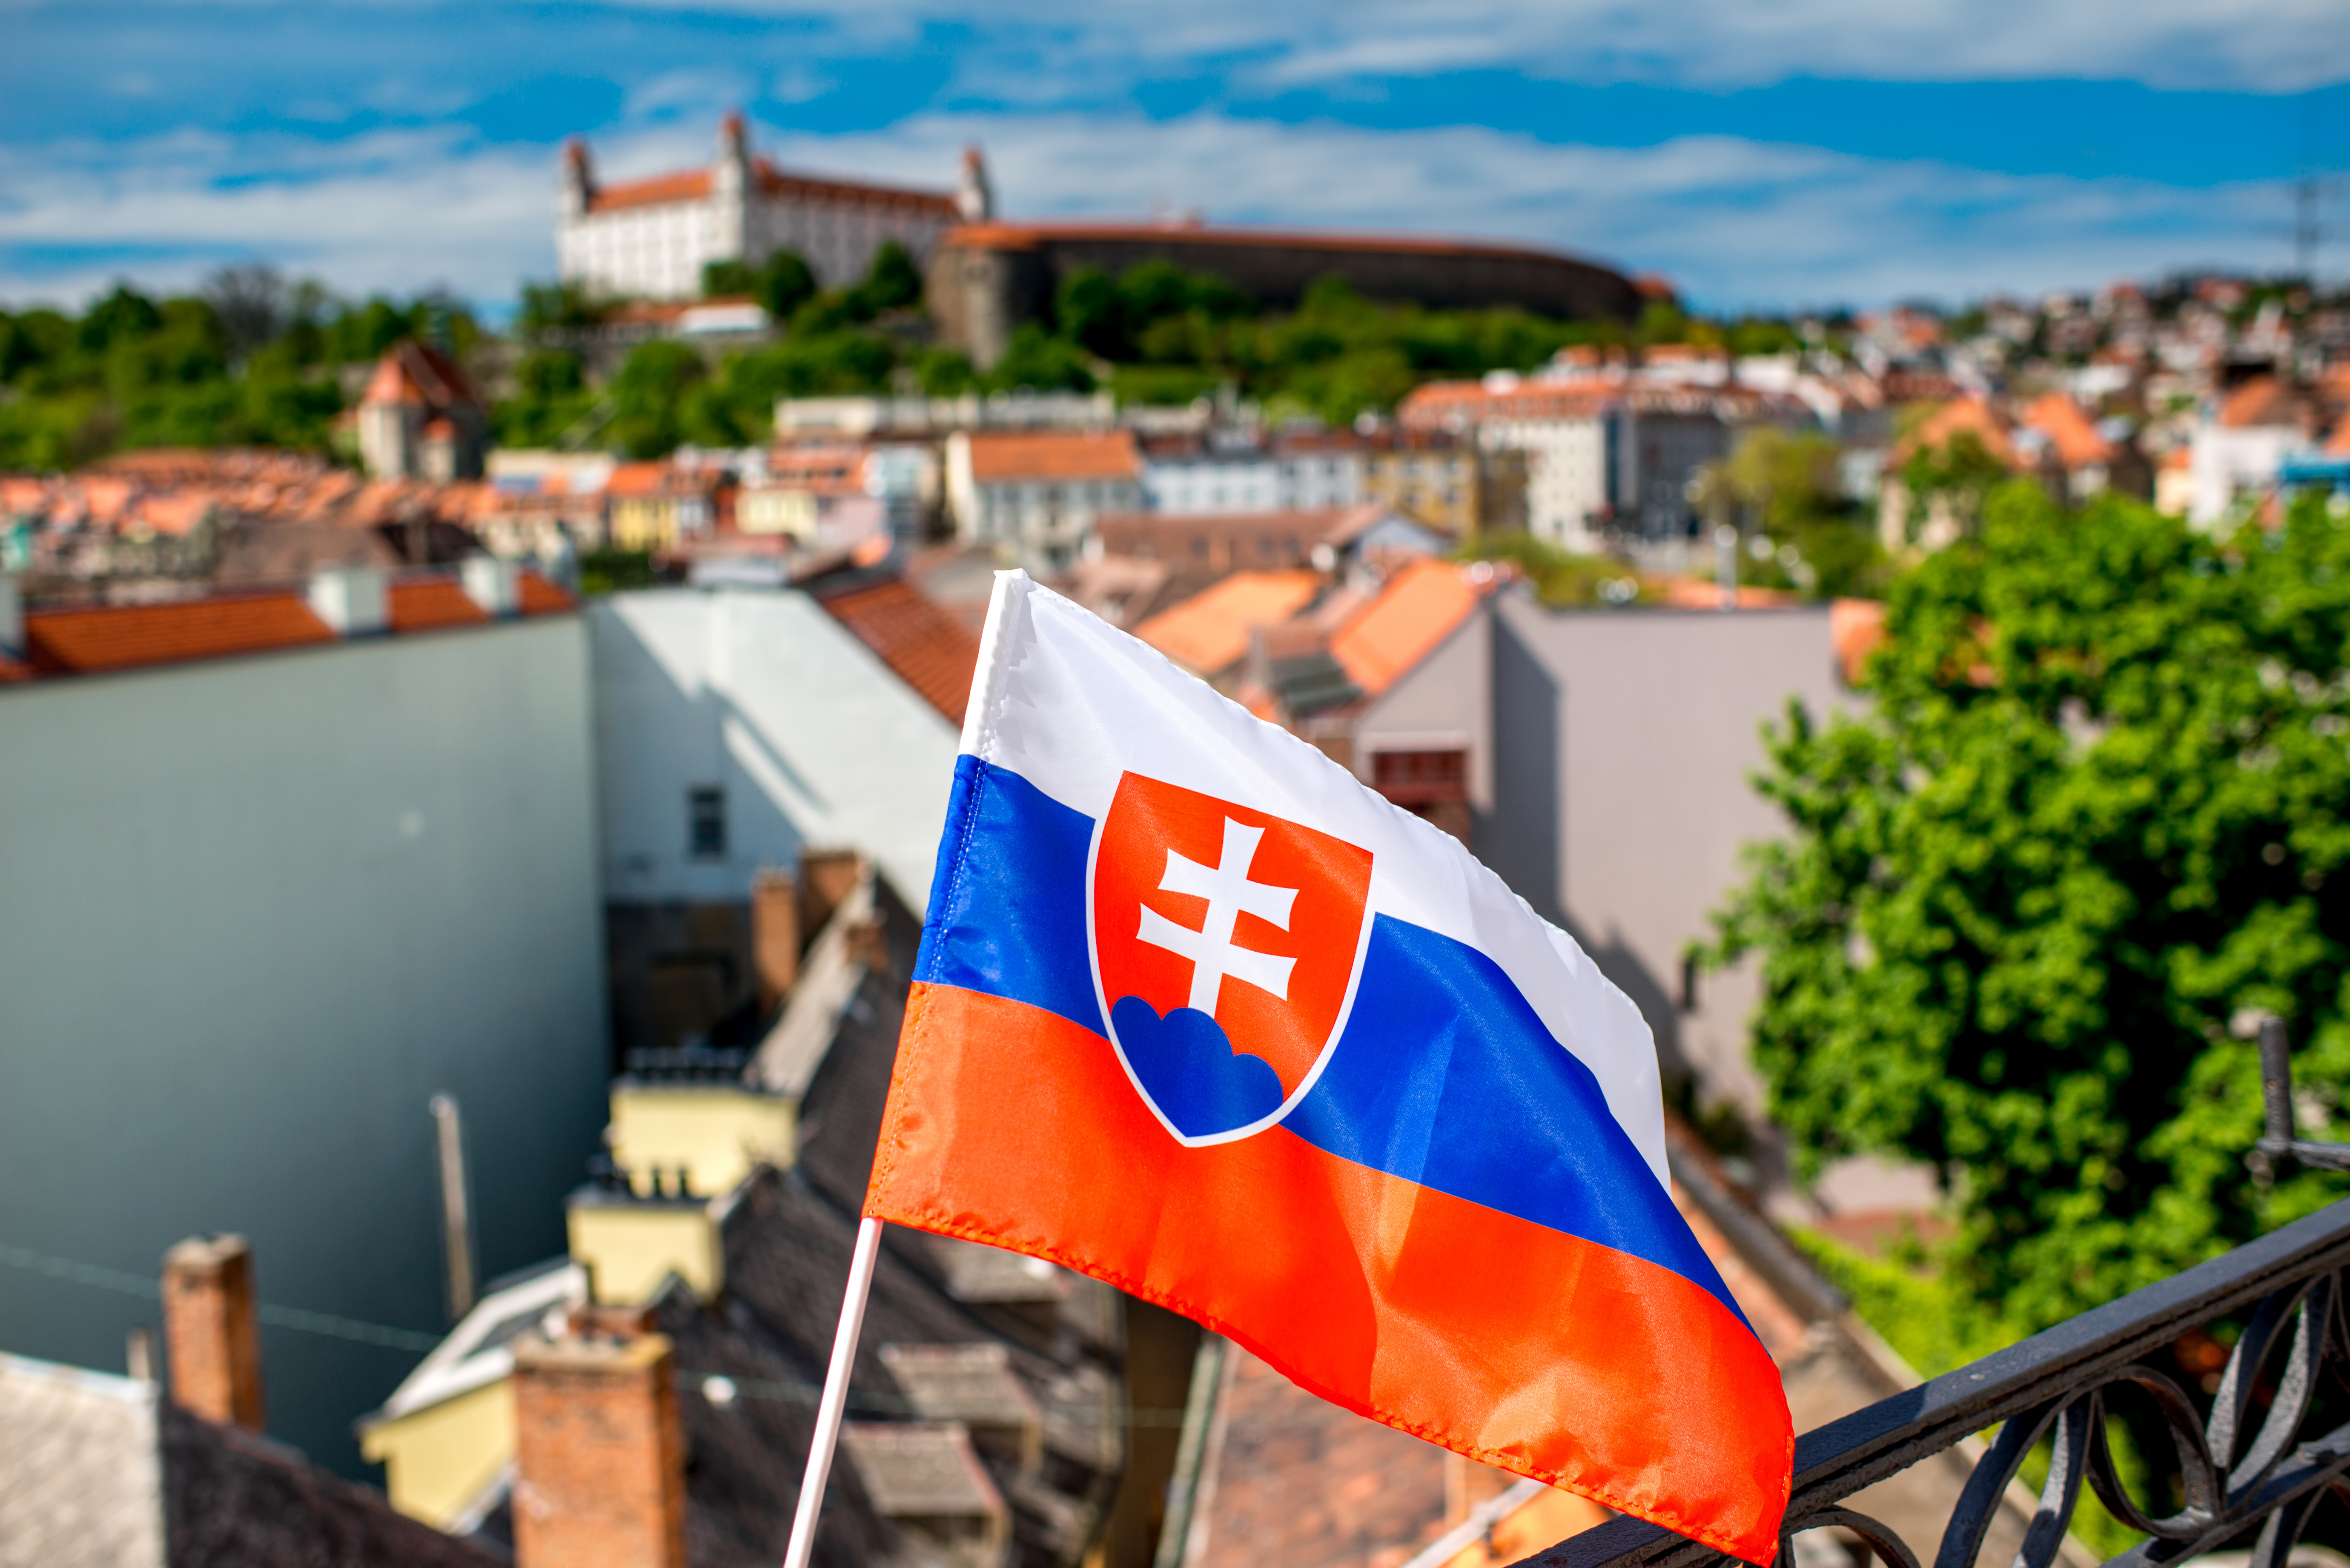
[511,1320,688,1568]
[161,1234,265,1429]
[752,867,801,1007]
[461,555,521,617]
[0,574,20,658]
[799,847,865,936]
[308,567,389,635]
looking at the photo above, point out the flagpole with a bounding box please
[782,1215,885,1568]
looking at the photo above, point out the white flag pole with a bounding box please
[782,1215,886,1568]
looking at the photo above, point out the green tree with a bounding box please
[1902,428,2013,539]
[702,258,758,298]
[517,280,608,335]
[1710,487,2350,1333]
[985,323,1094,393]
[608,340,707,459]
[757,252,818,321]
[78,285,162,353]
[857,241,923,313]
[1692,428,1888,598]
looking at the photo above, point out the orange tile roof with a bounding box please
[586,169,713,212]
[1894,398,2021,469]
[811,574,980,723]
[388,578,490,633]
[751,159,956,215]
[584,161,954,216]
[1327,558,1481,697]
[518,572,576,615]
[607,462,670,498]
[965,430,1140,484]
[25,594,334,675]
[2218,375,2312,431]
[1133,569,1321,675]
[2020,394,2115,469]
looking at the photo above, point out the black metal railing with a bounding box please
[1535,1019,2350,1568]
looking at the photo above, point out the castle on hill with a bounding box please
[556,114,992,301]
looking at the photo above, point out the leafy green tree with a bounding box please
[517,280,608,335]
[1692,428,1887,598]
[985,323,1094,393]
[493,350,600,447]
[757,252,818,322]
[608,340,707,458]
[702,258,759,298]
[915,348,980,396]
[1710,487,2350,1333]
[1902,428,2013,538]
[857,241,923,313]
[325,297,420,364]
[78,286,163,354]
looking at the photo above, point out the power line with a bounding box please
[0,1241,442,1354]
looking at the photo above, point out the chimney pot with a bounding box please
[512,1329,688,1568]
[161,1234,266,1429]
[0,574,20,657]
[307,567,389,635]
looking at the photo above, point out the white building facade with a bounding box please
[558,116,985,300]
[946,430,1145,572]
[1141,444,1369,515]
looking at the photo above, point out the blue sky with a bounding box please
[3,1,2347,314]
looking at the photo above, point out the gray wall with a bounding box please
[0,621,608,1478]
[1486,595,1846,1124]
[1364,593,1847,1143]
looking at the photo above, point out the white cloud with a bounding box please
[0,112,2302,312]
[562,0,2350,93]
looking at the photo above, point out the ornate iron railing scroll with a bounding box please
[1528,1023,2350,1568]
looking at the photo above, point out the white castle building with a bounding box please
[557,114,993,300]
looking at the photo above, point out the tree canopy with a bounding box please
[0,269,464,470]
[1711,484,2350,1331]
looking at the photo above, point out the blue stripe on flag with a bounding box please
[1285,915,1748,1330]
[917,754,1106,1037]
[916,758,1742,1324]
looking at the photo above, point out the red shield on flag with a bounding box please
[1091,771,1374,1142]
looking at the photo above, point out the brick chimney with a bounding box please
[511,1317,688,1568]
[752,867,801,1008]
[161,1234,265,1429]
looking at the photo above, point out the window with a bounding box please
[687,786,727,860]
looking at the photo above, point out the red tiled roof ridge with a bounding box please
[810,572,979,723]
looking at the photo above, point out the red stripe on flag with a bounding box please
[865,981,1792,1565]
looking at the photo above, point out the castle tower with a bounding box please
[706,112,752,284]
[957,144,994,223]
[559,138,593,220]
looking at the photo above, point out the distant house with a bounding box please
[606,462,718,552]
[2188,376,2324,525]
[357,341,487,483]
[944,429,1143,571]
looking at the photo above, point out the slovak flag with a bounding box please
[865,572,1791,1563]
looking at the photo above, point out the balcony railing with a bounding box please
[1534,1019,2350,1568]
